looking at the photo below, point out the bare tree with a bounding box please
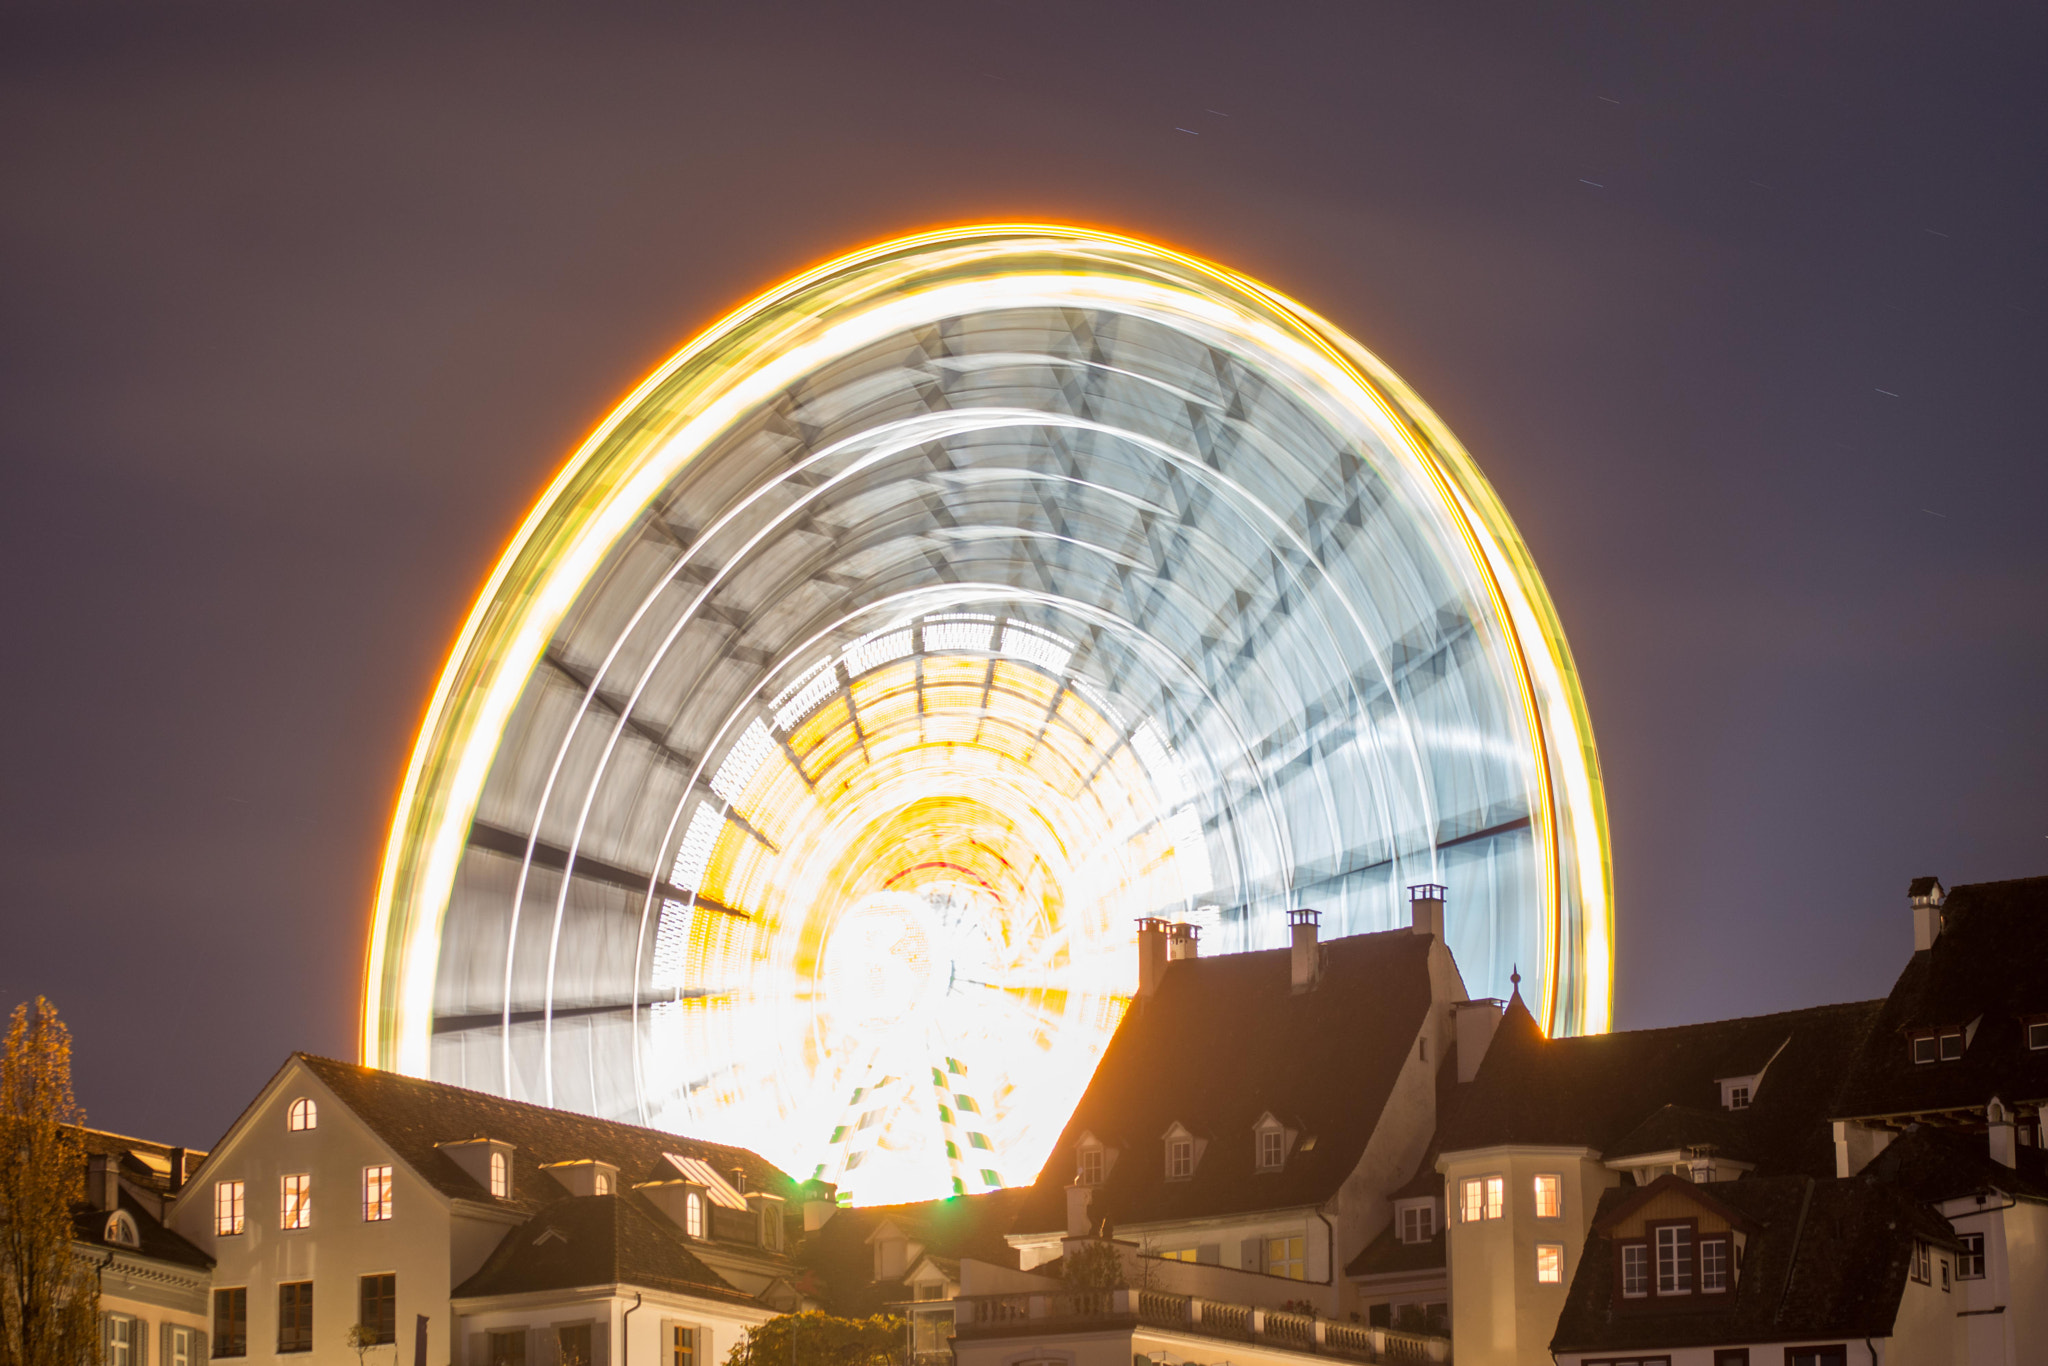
[0,998,100,1366]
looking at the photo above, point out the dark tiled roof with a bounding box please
[1551,1175,1959,1353]
[70,1127,207,1198]
[798,1188,1026,1316]
[453,1194,754,1302]
[1834,876,2048,1119]
[1605,1105,1754,1163]
[1861,1123,2048,1205]
[72,1190,214,1270]
[1437,992,1883,1178]
[1344,1224,1444,1278]
[1016,930,1439,1232]
[1907,876,1943,899]
[296,1055,793,1216]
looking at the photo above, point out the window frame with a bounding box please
[1911,1035,1938,1065]
[363,1165,394,1222]
[358,1273,397,1346]
[1651,1219,1695,1296]
[276,1280,314,1354]
[1533,1173,1562,1219]
[488,1150,509,1199]
[668,1325,696,1366]
[1727,1084,1751,1110]
[1618,1240,1650,1298]
[280,1173,312,1230]
[212,1287,248,1359]
[1398,1203,1435,1244]
[1957,1231,1985,1279]
[1076,1145,1103,1186]
[1483,1175,1505,1220]
[1166,1137,1194,1180]
[1535,1242,1563,1284]
[286,1098,317,1131]
[487,1331,527,1366]
[1256,1127,1286,1171]
[215,1179,246,1236]
[1263,1234,1306,1280]
[106,1312,136,1366]
[1699,1234,1731,1294]
[1460,1177,1484,1223]
[1910,1239,1931,1284]
[2027,1019,2048,1051]
[1939,1032,1964,1061]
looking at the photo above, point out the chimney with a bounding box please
[1136,918,1170,1000]
[1909,877,1946,952]
[1065,1184,1093,1237]
[87,1153,121,1212]
[166,1147,190,1195]
[1452,999,1504,1082]
[1289,908,1321,993]
[1167,922,1200,961]
[1989,1097,2017,1168]
[1409,883,1446,939]
[801,1181,839,1231]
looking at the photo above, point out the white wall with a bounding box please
[1439,1145,1609,1366]
[452,1288,770,1366]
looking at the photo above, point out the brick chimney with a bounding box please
[167,1147,191,1195]
[1909,876,1946,952]
[1136,917,1170,1000]
[1289,908,1321,993]
[87,1153,121,1212]
[1409,883,1446,939]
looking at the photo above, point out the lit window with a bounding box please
[1535,1243,1562,1284]
[1701,1237,1729,1292]
[1077,1146,1102,1186]
[358,1274,396,1345]
[281,1174,312,1230]
[1655,1225,1693,1294]
[1484,1176,1504,1220]
[1258,1129,1285,1170]
[1265,1235,1306,1279]
[1167,1138,1194,1179]
[1958,1232,1985,1279]
[1912,1036,1937,1064]
[1728,1085,1751,1110]
[287,1098,317,1131]
[1460,1178,1484,1223]
[213,1288,248,1358]
[2029,1022,2048,1051]
[1533,1174,1561,1219]
[363,1165,393,1222]
[108,1315,134,1366]
[1940,1033,1964,1061]
[1620,1244,1648,1298]
[1399,1205,1434,1243]
[215,1180,246,1236]
[595,1172,611,1196]
[669,1326,695,1366]
[685,1192,704,1238]
[1157,1247,1198,1262]
[489,1150,509,1199]
[277,1281,313,1353]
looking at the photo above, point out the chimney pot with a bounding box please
[1989,1097,2017,1168]
[1289,908,1321,993]
[1408,884,1446,939]
[1167,922,1200,961]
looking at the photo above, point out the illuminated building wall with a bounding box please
[363,226,1613,1206]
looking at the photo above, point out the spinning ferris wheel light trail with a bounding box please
[361,225,1614,1206]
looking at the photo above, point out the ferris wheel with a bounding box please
[362,226,1612,1205]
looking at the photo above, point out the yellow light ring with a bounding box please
[365,224,1614,1093]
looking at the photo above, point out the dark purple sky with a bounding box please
[4,1,2044,1151]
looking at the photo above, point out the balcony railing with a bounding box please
[953,1289,1448,1364]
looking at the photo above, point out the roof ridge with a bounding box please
[1584,997,1886,1041]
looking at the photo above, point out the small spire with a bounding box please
[1509,965,1522,991]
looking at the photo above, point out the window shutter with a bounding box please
[1241,1238,1262,1271]
[530,1328,555,1366]
[196,1325,209,1366]
[469,1334,488,1366]
[136,1319,149,1366]
[658,1321,679,1366]
[161,1322,173,1366]
[591,1324,608,1366]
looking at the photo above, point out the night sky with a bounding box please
[5,1,2045,1152]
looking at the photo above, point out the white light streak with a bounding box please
[1000,621,1074,675]
[772,658,839,731]
[669,802,726,890]
[709,720,775,804]
[921,613,995,653]
[842,628,915,677]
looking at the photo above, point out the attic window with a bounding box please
[287,1099,317,1132]
[2029,1021,2048,1051]
[1258,1129,1284,1170]
[1398,1205,1435,1243]
[1727,1085,1751,1110]
[1077,1145,1103,1186]
[104,1211,140,1247]
[1167,1138,1194,1180]
[1940,1032,1964,1061]
[1913,1036,1937,1065]
[489,1151,509,1199]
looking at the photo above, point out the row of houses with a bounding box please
[71,875,2048,1366]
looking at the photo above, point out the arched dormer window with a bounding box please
[685,1192,704,1238]
[104,1210,140,1247]
[488,1150,509,1198]
[287,1098,317,1131]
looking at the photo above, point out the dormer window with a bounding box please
[1727,1085,1750,1110]
[104,1210,140,1247]
[1941,1031,1964,1060]
[685,1192,704,1238]
[287,1098,317,1131]
[1077,1145,1103,1186]
[1161,1123,1204,1180]
[2027,1020,2048,1051]
[489,1151,509,1198]
[1398,1204,1435,1243]
[1258,1129,1284,1170]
